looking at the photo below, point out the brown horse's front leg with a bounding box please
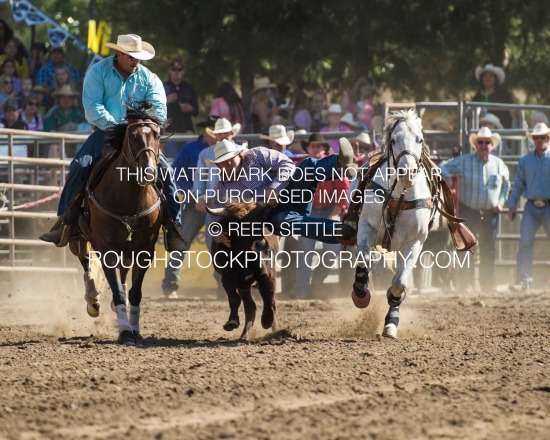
[238,288,256,341]
[101,259,134,346]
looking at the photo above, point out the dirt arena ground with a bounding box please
[0,274,549,440]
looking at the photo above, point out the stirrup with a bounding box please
[163,221,187,252]
[57,224,72,247]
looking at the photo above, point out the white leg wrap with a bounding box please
[116,304,132,333]
[129,305,140,333]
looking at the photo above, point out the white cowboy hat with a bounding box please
[356,132,371,145]
[205,139,248,164]
[527,122,550,141]
[480,113,503,130]
[469,126,500,150]
[260,124,295,146]
[205,118,241,136]
[105,34,155,61]
[252,77,277,93]
[326,103,343,115]
[340,112,362,128]
[475,63,505,85]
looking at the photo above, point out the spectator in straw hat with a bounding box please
[260,124,295,157]
[439,126,510,292]
[43,85,84,132]
[251,76,277,134]
[508,122,550,291]
[40,33,187,253]
[473,63,513,128]
[320,104,351,153]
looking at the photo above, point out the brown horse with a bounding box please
[69,102,165,346]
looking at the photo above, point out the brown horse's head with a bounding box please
[117,101,165,186]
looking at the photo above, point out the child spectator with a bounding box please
[19,94,44,131]
[0,39,29,80]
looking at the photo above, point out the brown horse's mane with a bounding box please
[107,101,166,150]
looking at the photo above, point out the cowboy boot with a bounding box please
[39,216,72,247]
[164,220,187,252]
[337,137,357,179]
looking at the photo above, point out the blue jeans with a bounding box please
[269,155,342,244]
[162,199,206,292]
[459,203,499,290]
[516,201,550,286]
[58,129,181,223]
[294,206,341,297]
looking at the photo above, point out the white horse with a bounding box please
[351,109,435,338]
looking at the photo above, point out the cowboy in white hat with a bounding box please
[479,113,508,154]
[40,33,187,253]
[205,118,241,139]
[260,124,295,155]
[439,126,510,292]
[508,122,550,291]
[205,137,357,248]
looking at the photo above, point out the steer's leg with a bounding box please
[238,287,256,341]
[256,272,276,330]
[222,275,241,331]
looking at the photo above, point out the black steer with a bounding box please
[207,201,279,341]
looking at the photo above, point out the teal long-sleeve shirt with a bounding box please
[82,56,166,131]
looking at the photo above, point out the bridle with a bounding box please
[123,121,161,171]
[387,119,423,175]
[379,118,432,249]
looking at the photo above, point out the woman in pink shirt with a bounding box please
[209,81,245,133]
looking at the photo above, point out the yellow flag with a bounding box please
[87,20,112,56]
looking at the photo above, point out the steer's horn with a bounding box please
[206,207,227,216]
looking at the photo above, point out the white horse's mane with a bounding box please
[381,109,422,150]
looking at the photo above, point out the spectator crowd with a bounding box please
[3,21,550,297]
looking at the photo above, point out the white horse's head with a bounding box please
[383,109,425,188]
